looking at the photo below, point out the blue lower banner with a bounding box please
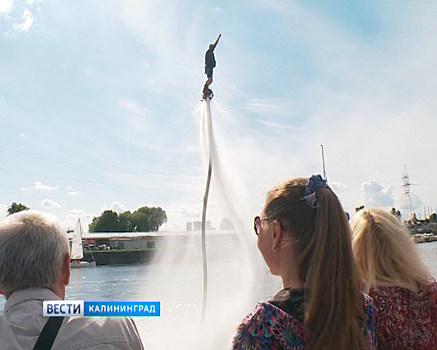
[43,300,160,317]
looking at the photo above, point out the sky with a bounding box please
[1,0,437,231]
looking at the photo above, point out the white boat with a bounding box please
[70,219,96,268]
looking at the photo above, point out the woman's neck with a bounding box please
[281,274,303,289]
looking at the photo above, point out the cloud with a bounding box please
[41,198,61,208]
[256,119,292,130]
[103,201,127,214]
[242,98,289,118]
[34,181,58,191]
[65,209,96,232]
[116,2,184,63]
[394,193,423,219]
[65,186,79,196]
[67,209,95,219]
[21,181,58,192]
[116,97,150,132]
[178,206,200,219]
[0,0,12,14]
[410,193,423,212]
[13,8,34,32]
[361,180,394,207]
[0,203,8,218]
[330,181,349,192]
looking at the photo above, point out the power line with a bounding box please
[0,166,202,191]
[0,146,191,177]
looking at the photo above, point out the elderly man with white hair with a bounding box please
[0,210,144,350]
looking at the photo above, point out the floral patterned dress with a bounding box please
[232,289,377,350]
[369,281,437,350]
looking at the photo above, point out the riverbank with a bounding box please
[81,231,436,265]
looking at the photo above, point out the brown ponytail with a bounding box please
[265,178,366,350]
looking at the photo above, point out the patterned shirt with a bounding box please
[369,281,437,350]
[232,289,377,349]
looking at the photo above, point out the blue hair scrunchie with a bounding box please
[304,175,328,208]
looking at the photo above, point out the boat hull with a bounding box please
[70,261,96,268]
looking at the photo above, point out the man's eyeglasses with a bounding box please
[254,216,273,235]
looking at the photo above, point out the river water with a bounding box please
[1,241,436,349]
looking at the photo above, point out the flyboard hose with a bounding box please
[200,96,213,327]
[201,162,212,326]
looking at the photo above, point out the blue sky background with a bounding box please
[1,0,437,231]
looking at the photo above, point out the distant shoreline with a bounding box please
[412,234,437,244]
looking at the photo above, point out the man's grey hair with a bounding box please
[0,210,69,296]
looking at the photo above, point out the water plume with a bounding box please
[134,98,272,349]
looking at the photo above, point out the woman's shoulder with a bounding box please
[369,281,437,349]
[232,302,304,350]
[370,280,437,302]
[238,301,304,334]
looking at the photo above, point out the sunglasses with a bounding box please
[254,216,273,235]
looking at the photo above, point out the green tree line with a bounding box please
[89,206,167,232]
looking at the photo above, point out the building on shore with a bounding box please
[75,229,239,265]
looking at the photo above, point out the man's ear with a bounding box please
[272,220,283,248]
[61,252,70,287]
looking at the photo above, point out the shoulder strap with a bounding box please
[33,316,64,350]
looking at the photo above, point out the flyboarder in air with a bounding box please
[202,34,221,100]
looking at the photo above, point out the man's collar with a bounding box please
[4,287,61,313]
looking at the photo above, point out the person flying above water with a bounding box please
[202,34,221,99]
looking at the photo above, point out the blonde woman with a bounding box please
[232,176,377,350]
[351,207,437,349]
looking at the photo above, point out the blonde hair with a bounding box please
[264,178,366,350]
[350,207,430,292]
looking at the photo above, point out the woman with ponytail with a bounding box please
[232,176,377,350]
